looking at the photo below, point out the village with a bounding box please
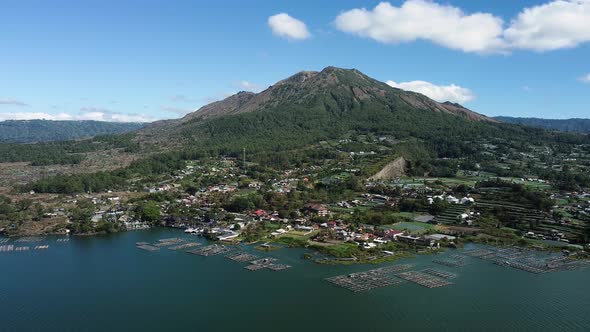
[1,132,589,262]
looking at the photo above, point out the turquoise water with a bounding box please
[1,229,589,332]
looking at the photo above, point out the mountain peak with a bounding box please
[169,66,493,124]
[276,70,318,85]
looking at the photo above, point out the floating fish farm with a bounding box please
[421,269,457,279]
[226,251,259,262]
[15,236,45,243]
[325,264,412,292]
[396,271,453,288]
[154,238,185,247]
[169,242,201,250]
[464,247,590,274]
[244,257,291,272]
[186,244,232,256]
[136,244,160,252]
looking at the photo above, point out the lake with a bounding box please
[1,228,589,332]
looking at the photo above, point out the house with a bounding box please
[460,197,475,204]
[304,203,328,217]
[445,195,460,204]
[270,229,287,237]
[396,234,436,247]
[253,209,267,218]
[384,229,404,240]
[426,234,456,241]
[296,225,314,232]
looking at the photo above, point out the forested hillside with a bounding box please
[495,116,590,134]
[21,67,590,194]
[0,120,144,143]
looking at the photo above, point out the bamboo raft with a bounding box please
[396,271,452,288]
[186,244,231,256]
[244,264,266,271]
[154,238,185,247]
[0,238,10,244]
[244,257,291,271]
[136,244,160,252]
[16,236,45,243]
[0,245,14,252]
[169,242,200,250]
[250,257,278,265]
[226,251,259,262]
[266,264,291,271]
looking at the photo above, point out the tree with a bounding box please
[16,198,33,212]
[138,201,161,223]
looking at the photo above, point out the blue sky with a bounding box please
[1,0,589,122]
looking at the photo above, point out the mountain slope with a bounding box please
[183,66,492,123]
[24,67,590,194]
[495,116,590,134]
[139,66,494,146]
[0,120,144,143]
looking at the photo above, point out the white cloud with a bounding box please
[0,112,72,121]
[268,13,311,40]
[505,0,590,51]
[0,108,155,122]
[580,73,590,83]
[386,80,475,103]
[0,98,29,107]
[335,0,590,53]
[234,80,263,92]
[335,1,506,53]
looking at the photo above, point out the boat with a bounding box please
[184,227,198,234]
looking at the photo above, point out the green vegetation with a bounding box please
[0,120,144,143]
[0,132,142,166]
[496,116,590,134]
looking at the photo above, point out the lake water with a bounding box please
[1,229,589,332]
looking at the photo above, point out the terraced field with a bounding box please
[435,205,468,224]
